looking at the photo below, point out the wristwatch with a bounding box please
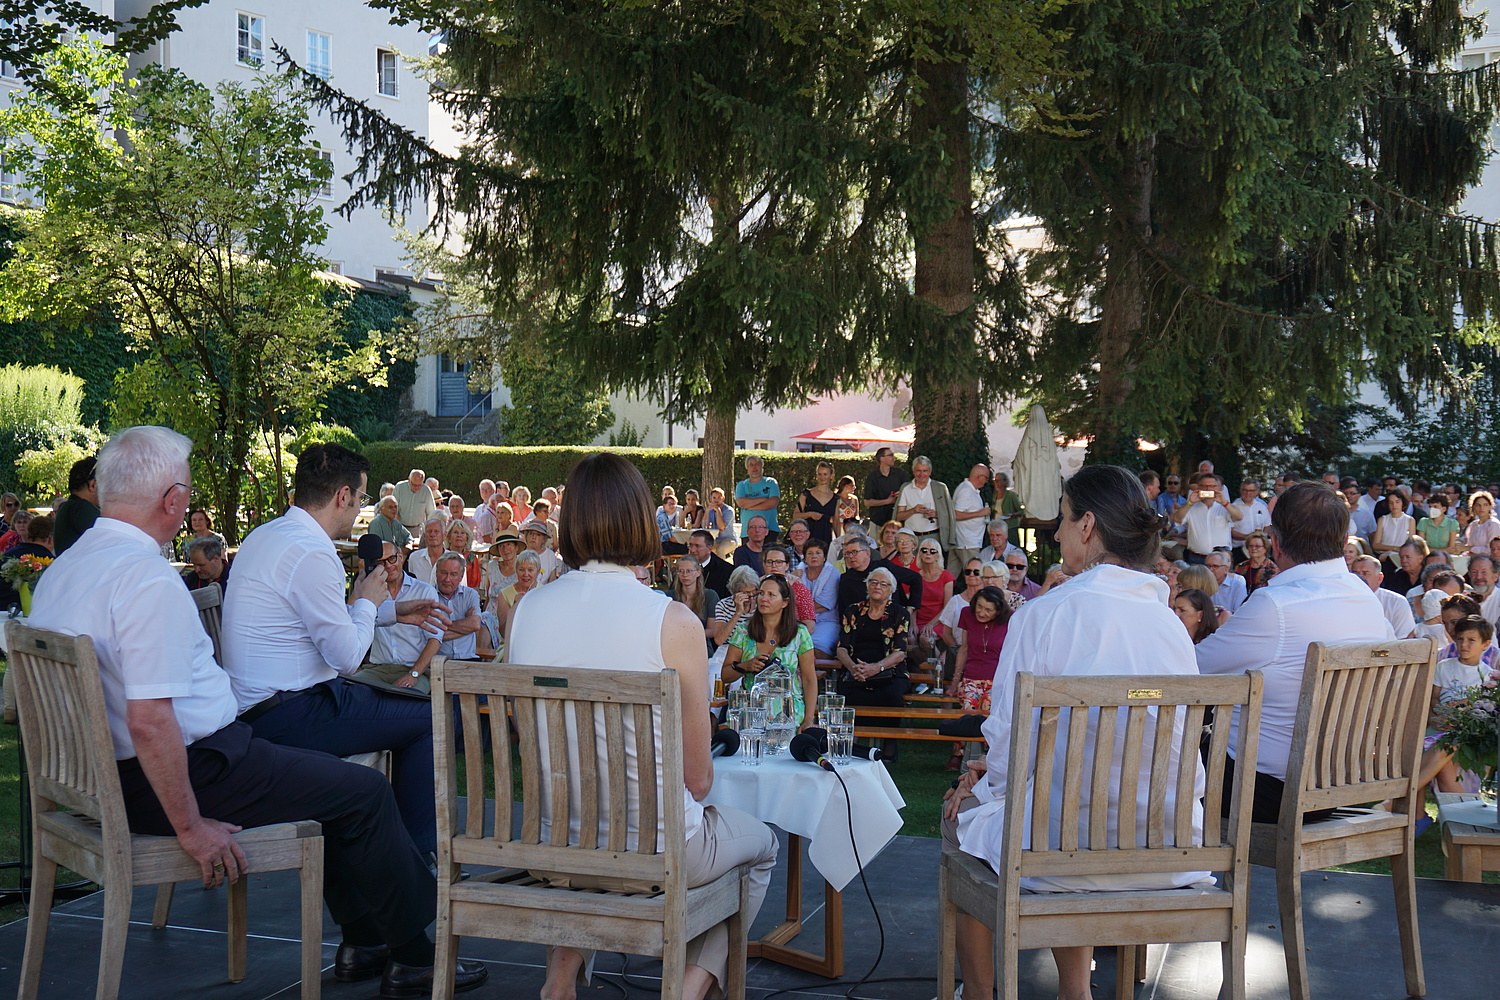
[409,670,421,678]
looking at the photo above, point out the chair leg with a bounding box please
[95,883,132,1000]
[227,878,248,983]
[18,852,58,1000]
[722,871,749,1000]
[1113,944,1137,1000]
[150,884,174,930]
[1275,865,1311,1000]
[1391,844,1426,997]
[661,924,688,1000]
[300,837,324,1000]
[1223,936,1246,1000]
[432,885,458,1000]
[937,859,957,1000]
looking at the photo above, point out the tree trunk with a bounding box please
[910,54,987,485]
[701,407,736,503]
[1088,134,1156,466]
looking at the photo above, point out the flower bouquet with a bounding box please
[1434,671,1500,805]
[1,553,52,615]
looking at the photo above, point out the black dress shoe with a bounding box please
[380,957,489,997]
[334,942,390,982]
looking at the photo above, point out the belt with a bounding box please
[238,686,319,724]
[913,529,939,537]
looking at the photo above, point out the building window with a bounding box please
[753,440,773,451]
[376,48,397,97]
[1462,50,1500,71]
[324,260,343,275]
[316,150,334,197]
[306,31,331,80]
[0,59,16,82]
[237,12,264,67]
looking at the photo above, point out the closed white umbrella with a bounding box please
[1013,404,1062,521]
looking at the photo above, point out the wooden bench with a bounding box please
[851,704,985,743]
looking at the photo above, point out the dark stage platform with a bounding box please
[0,829,1496,1000]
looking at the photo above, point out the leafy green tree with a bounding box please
[494,341,616,446]
[1004,0,1500,464]
[0,42,388,539]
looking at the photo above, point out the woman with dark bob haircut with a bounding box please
[941,465,1208,1000]
[509,453,778,1000]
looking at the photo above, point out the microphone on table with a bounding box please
[357,533,385,575]
[799,727,885,763]
[790,732,835,772]
[710,727,740,758]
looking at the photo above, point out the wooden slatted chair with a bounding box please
[1248,637,1437,1000]
[5,622,324,1000]
[938,671,1264,1000]
[430,656,752,1000]
[191,583,224,666]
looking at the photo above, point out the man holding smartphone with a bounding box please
[1171,473,1242,565]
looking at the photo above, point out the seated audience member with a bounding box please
[1420,614,1495,794]
[795,538,841,656]
[223,443,450,862]
[720,574,817,730]
[711,565,762,647]
[509,484,533,525]
[836,531,923,613]
[1204,550,1248,613]
[914,538,956,652]
[705,486,738,547]
[1467,553,1498,601]
[1234,531,1279,594]
[1343,482,1377,543]
[1343,535,1372,568]
[670,554,721,650]
[493,500,516,539]
[1003,551,1041,600]
[759,545,815,630]
[889,526,919,571]
[29,426,485,996]
[1350,554,1417,639]
[943,585,1011,770]
[178,507,226,561]
[443,517,483,590]
[0,508,32,555]
[680,488,706,530]
[1372,491,1417,560]
[1466,490,1500,554]
[835,568,912,757]
[52,455,100,555]
[876,519,902,561]
[406,516,447,585]
[1196,481,1393,822]
[689,528,734,596]
[473,488,499,543]
[1382,537,1427,596]
[937,558,988,650]
[1417,494,1461,555]
[1171,587,1220,644]
[445,495,475,533]
[366,496,412,550]
[657,491,683,547]
[1177,564,1228,625]
[1439,593,1500,667]
[0,492,19,536]
[943,464,1206,1000]
[492,549,544,641]
[183,535,232,593]
[977,519,1026,565]
[519,518,560,580]
[783,519,812,571]
[0,513,53,609]
[356,543,442,695]
[1419,569,1465,626]
[432,550,487,661]
[733,515,771,574]
[482,530,521,606]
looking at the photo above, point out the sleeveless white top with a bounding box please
[509,561,704,849]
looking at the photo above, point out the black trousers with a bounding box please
[246,678,436,854]
[118,722,437,947]
[1219,753,1335,825]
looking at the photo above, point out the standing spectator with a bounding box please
[1170,473,1240,563]
[1234,531,1279,594]
[914,539,956,651]
[1229,479,1271,557]
[895,455,955,552]
[1465,490,1500,555]
[949,464,992,575]
[395,469,436,533]
[366,496,412,550]
[733,515,770,574]
[833,475,860,537]
[183,536,232,593]
[1343,481,1377,543]
[473,488,500,543]
[0,492,18,536]
[991,471,1026,535]
[734,457,781,540]
[405,516,447,585]
[1357,478,1384,517]
[862,447,908,524]
[1138,470,1161,503]
[51,455,100,555]
[705,486,737,547]
[1371,491,1417,560]
[793,460,839,545]
[1152,472,1188,516]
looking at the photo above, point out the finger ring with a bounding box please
[212,861,225,871]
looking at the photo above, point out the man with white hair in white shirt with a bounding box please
[1197,481,1393,823]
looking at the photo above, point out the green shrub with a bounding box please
[289,422,363,454]
[0,363,85,430]
[364,442,881,526]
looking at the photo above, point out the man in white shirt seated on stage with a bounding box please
[1197,480,1393,823]
[26,426,486,996]
[354,542,443,695]
[1351,554,1418,638]
[222,443,451,861]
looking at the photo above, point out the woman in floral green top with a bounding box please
[720,574,817,729]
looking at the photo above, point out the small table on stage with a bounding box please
[1436,791,1500,882]
[703,755,905,978]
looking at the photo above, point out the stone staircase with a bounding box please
[404,414,467,443]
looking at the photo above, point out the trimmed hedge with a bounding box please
[365,442,885,526]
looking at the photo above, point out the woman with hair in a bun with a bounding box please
[941,465,1210,1000]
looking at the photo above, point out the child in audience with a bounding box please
[1421,614,1494,794]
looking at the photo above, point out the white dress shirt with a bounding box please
[222,505,395,712]
[1182,501,1232,555]
[898,481,937,533]
[28,518,236,759]
[370,575,440,665]
[1374,587,1417,639]
[1196,557,1393,781]
[951,480,988,549]
[1229,498,1271,537]
[959,564,1208,891]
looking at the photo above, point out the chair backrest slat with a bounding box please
[1056,708,1089,852]
[488,693,513,840]
[433,660,682,886]
[999,672,1263,891]
[1283,639,1437,815]
[191,584,224,665]
[5,624,132,860]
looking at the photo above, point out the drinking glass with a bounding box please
[739,728,765,766]
[816,693,845,727]
[828,708,855,765]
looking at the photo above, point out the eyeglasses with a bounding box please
[2,501,16,509]
[963,569,981,575]
[379,555,403,567]
[162,482,196,504]
[867,580,893,589]
[1166,479,1180,485]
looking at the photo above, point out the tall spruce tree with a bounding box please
[998,0,1500,466]
[286,1,1060,489]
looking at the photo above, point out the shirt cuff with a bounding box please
[971,773,998,804]
[354,598,386,626]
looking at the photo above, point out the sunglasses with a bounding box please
[919,548,940,554]
[963,569,981,575]
[1007,564,1027,571]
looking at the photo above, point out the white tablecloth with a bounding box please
[0,616,24,655]
[703,756,905,891]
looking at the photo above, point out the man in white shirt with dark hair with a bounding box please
[27,425,486,996]
[223,443,451,860]
[1171,473,1241,563]
[1229,479,1271,554]
[1197,481,1393,823]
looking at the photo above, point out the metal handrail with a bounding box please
[453,389,493,439]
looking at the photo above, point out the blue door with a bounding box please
[437,356,492,417]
